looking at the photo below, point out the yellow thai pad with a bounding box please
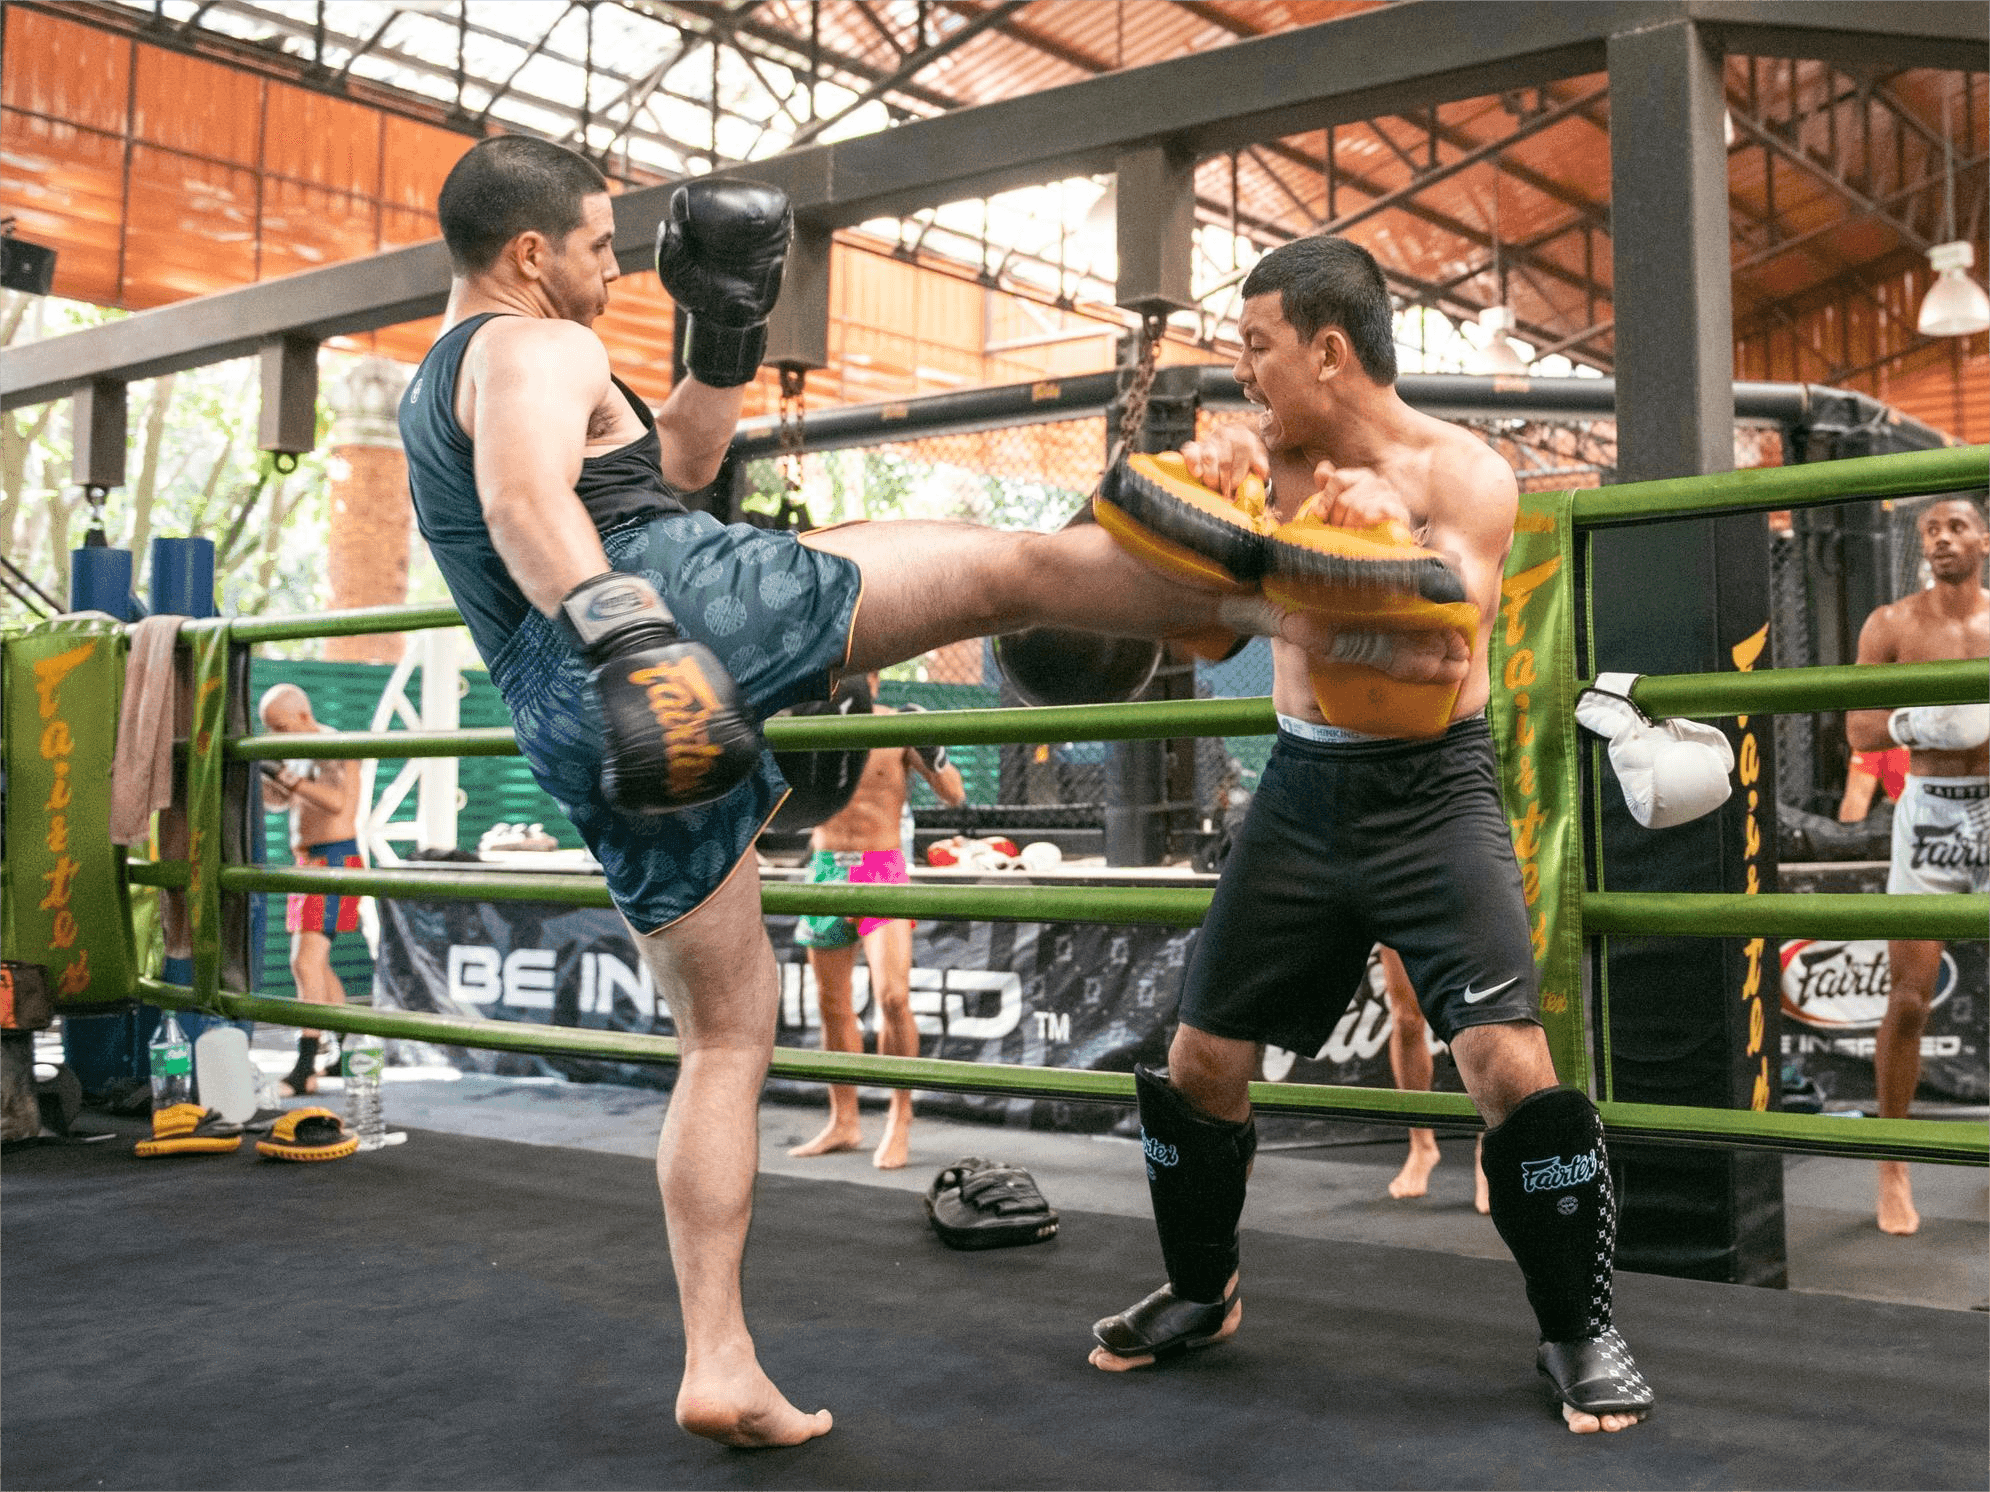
[134,1102,243,1157]
[1263,507,1468,606]
[255,1106,359,1163]
[1265,515,1480,738]
[1093,452,1273,593]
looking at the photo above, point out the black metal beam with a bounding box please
[1608,18,1737,482]
[1697,2,1985,76]
[6,1,1980,409]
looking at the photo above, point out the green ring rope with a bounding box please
[133,980,1986,1167]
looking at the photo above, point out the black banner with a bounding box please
[371,897,1444,1133]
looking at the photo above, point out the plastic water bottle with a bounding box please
[343,1032,387,1151]
[147,1011,193,1111]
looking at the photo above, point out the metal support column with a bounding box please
[1113,145,1197,315]
[765,219,832,372]
[72,379,127,491]
[1593,18,1784,1289]
[258,335,320,456]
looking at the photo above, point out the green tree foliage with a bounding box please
[2,292,340,639]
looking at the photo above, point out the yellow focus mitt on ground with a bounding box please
[134,1103,243,1157]
[255,1107,359,1162]
[1265,509,1480,739]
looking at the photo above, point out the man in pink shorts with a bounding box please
[789,677,965,1169]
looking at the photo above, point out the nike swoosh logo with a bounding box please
[1461,977,1519,1005]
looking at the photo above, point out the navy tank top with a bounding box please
[397,311,687,658]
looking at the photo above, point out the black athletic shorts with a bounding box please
[1178,715,1541,1053]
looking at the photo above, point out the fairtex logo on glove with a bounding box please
[1141,1132,1179,1168]
[628,658,727,798]
[1520,1150,1599,1193]
[587,587,655,623]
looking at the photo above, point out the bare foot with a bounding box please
[1563,1402,1646,1434]
[1877,1161,1920,1236]
[676,1362,832,1448]
[787,1121,862,1159]
[1387,1132,1441,1199]
[1087,1293,1243,1372]
[276,1076,316,1098]
[1474,1136,1490,1215]
[872,1121,910,1170]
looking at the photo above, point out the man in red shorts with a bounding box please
[259,684,363,1096]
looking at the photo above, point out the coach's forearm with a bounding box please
[483,484,615,616]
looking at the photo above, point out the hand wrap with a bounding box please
[898,701,950,771]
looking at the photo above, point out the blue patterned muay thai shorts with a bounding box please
[484,512,862,933]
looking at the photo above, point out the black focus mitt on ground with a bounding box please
[924,1157,1059,1250]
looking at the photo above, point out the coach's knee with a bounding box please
[1165,1025,1256,1122]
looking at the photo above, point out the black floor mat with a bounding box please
[3,1125,1983,1490]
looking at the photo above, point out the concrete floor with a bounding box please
[268,1051,1988,1315]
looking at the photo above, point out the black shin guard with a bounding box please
[1481,1086,1615,1343]
[1135,1064,1256,1305]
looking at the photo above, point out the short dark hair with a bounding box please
[1240,236,1398,384]
[437,137,610,274]
[1925,494,1988,531]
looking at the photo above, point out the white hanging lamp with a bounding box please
[1916,84,1990,339]
[1469,165,1529,374]
[1472,307,1529,375]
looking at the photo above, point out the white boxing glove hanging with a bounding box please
[1574,672,1736,829]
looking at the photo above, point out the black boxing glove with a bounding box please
[898,701,950,772]
[556,573,763,813]
[655,180,793,388]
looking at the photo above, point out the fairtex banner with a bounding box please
[1,618,136,1005]
[1486,487,1587,1091]
[369,897,1444,1124]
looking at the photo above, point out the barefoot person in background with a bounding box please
[1380,945,1488,1213]
[258,684,363,1097]
[790,676,967,1170]
[1844,497,1989,1237]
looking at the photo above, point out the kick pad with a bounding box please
[1265,512,1479,738]
[1094,452,1274,592]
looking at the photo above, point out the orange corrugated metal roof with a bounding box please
[4,1,1984,420]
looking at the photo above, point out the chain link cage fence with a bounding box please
[728,379,1901,862]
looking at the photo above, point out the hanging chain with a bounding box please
[777,365,807,497]
[1102,310,1169,484]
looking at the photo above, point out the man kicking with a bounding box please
[397,138,1447,1447]
[1087,236,1653,1433]
[788,675,967,1170]
[1844,496,1989,1236]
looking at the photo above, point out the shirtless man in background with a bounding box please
[258,683,363,1097]
[1845,497,1989,1236]
[1088,236,1652,1433]
[789,675,967,1169]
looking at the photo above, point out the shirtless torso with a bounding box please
[790,700,966,1170]
[1844,497,1989,1236]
